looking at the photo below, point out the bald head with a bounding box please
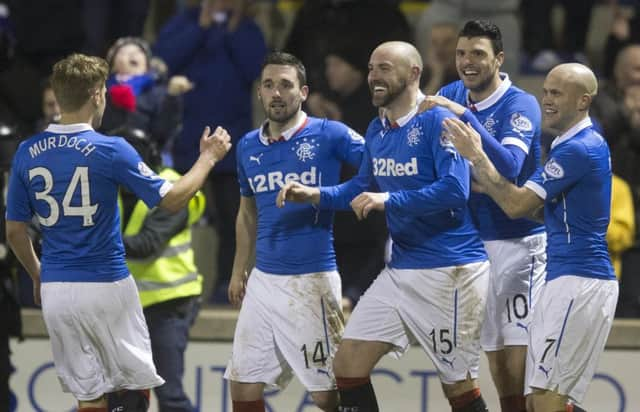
[542,63,598,133]
[548,63,598,97]
[373,41,423,73]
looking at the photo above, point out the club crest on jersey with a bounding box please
[348,128,364,143]
[543,158,564,180]
[406,124,422,146]
[292,137,317,162]
[483,116,497,137]
[510,113,533,132]
[138,161,156,178]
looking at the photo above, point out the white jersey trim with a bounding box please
[258,111,308,146]
[501,137,529,154]
[524,180,546,200]
[550,117,593,150]
[159,181,173,198]
[45,123,94,134]
[467,73,511,111]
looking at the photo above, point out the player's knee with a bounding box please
[310,390,339,411]
[229,381,265,401]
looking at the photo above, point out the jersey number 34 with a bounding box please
[29,166,98,227]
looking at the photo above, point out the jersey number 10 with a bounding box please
[29,166,98,227]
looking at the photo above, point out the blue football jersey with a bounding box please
[6,124,170,283]
[525,118,615,281]
[236,114,364,275]
[320,106,487,270]
[439,75,545,240]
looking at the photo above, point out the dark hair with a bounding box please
[262,51,307,86]
[459,20,503,56]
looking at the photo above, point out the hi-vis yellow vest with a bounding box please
[123,168,205,308]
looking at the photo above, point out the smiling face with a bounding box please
[112,44,148,76]
[367,46,410,108]
[258,64,308,124]
[542,69,585,134]
[455,36,503,97]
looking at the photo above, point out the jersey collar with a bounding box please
[45,123,94,133]
[550,117,593,150]
[381,91,426,129]
[258,111,308,146]
[466,73,511,112]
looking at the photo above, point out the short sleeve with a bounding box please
[525,141,589,200]
[236,140,254,197]
[112,138,171,208]
[5,149,33,222]
[328,120,365,167]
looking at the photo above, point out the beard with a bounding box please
[370,78,408,108]
[264,100,300,124]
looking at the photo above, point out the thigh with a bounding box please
[224,271,287,389]
[397,261,490,384]
[525,276,618,404]
[272,271,344,392]
[41,277,164,400]
[342,268,410,357]
[482,234,547,349]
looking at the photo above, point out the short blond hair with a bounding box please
[51,54,109,112]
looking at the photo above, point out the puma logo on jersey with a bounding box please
[372,157,418,176]
[538,365,552,378]
[249,153,264,165]
[248,167,317,193]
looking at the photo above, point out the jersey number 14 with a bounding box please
[29,166,98,227]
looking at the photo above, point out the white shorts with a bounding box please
[524,275,618,403]
[481,233,547,350]
[41,276,164,401]
[343,261,490,384]
[224,269,343,392]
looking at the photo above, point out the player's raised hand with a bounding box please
[200,126,232,164]
[442,118,483,163]
[228,271,248,307]
[276,182,320,208]
[419,95,466,117]
[350,192,387,220]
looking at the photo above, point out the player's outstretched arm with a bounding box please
[229,196,257,307]
[276,182,320,208]
[444,117,543,219]
[160,126,231,213]
[5,220,41,305]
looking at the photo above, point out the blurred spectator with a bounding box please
[611,84,640,316]
[119,127,204,412]
[603,0,640,80]
[154,0,266,303]
[608,174,635,279]
[307,43,387,309]
[34,79,61,132]
[100,37,190,163]
[415,0,520,75]
[421,21,459,95]
[284,0,411,98]
[591,43,640,148]
[81,0,150,57]
[521,0,595,73]
[0,123,21,412]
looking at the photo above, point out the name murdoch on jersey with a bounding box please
[248,167,318,193]
[28,135,97,158]
[372,157,418,177]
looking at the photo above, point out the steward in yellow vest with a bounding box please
[117,126,205,411]
[123,167,205,307]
